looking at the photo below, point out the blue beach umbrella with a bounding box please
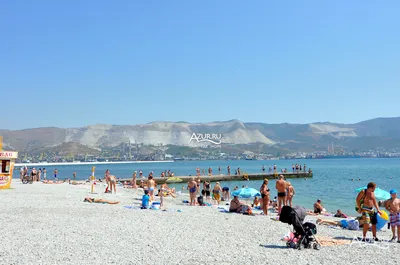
[231,187,261,199]
[354,187,391,201]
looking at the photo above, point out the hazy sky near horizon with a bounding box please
[1,1,400,130]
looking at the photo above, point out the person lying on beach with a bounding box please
[229,195,253,215]
[43,180,64,184]
[70,181,85,185]
[316,218,360,230]
[157,184,177,198]
[123,181,134,188]
[83,197,120,204]
[334,209,348,218]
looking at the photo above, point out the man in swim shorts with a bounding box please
[314,199,324,214]
[188,178,197,206]
[384,189,400,242]
[222,186,230,201]
[275,175,286,214]
[356,182,382,242]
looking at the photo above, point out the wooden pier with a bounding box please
[120,172,313,184]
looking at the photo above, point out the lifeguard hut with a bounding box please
[0,136,18,189]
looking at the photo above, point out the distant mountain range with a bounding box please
[1,117,400,153]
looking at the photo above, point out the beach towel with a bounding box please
[315,236,351,246]
[123,206,141,210]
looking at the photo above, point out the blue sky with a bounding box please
[1,1,399,129]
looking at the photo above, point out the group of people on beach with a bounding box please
[32,165,398,243]
[192,164,311,177]
[315,182,400,243]
[19,166,58,181]
[19,166,65,182]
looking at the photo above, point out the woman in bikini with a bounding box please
[260,179,270,215]
[213,182,222,205]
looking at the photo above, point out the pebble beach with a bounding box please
[1,181,399,265]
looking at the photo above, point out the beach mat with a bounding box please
[124,206,182,212]
[124,206,141,209]
[316,236,351,246]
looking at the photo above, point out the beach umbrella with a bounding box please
[231,187,261,199]
[354,187,390,201]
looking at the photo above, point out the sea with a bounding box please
[13,158,400,216]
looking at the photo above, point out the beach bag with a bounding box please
[197,196,204,206]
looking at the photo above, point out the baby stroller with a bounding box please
[279,205,321,250]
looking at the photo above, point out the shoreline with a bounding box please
[14,160,174,167]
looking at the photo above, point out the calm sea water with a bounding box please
[13,158,400,216]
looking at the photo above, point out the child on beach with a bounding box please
[384,189,400,242]
[142,190,150,209]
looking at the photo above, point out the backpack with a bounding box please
[355,189,367,212]
[197,195,204,206]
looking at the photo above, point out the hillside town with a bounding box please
[15,144,400,163]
